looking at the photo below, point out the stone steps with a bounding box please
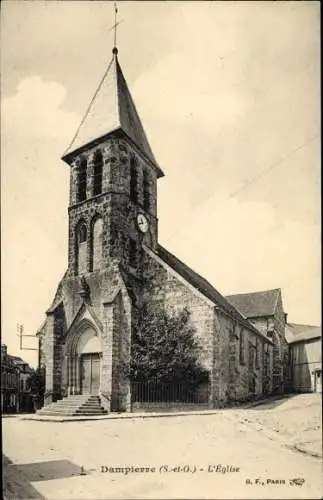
[47,400,101,406]
[41,406,105,412]
[37,395,108,416]
[38,409,108,416]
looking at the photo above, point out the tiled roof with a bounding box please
[226,289,281,318]
[62,52,163,177]
[286,323,321,344]
[156,245,271,342]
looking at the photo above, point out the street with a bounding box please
[3,394,322,499]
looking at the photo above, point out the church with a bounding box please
[37,43,289,415]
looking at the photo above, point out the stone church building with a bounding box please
[37,47,288,414]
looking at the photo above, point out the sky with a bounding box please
[1,1,321,367]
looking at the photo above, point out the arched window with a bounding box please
[76,223,87,275]
[239,328,245,365]
[129,238,137,268]
[143,169,150,212]
[79,224,87,243]
[92,150,103,196]
[91,217,104,271]
[130,156,138,203]
[255,338,260,369]
[77,158,87,202]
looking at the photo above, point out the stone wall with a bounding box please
[41,314,55,404]
[142,248,273,408]
[40,261,132,408]
[249,316,274,335]
[142,248,215,404]
[248,309,287,394]
[275,293,289,391]
[111,289,132,412]
[101,301,114,410]
[224,319,269,404]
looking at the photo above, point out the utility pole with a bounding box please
[17,324,42,411]
[17,324,39,366]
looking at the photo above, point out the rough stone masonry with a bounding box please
[37,47,287,413]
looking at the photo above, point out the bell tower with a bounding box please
[39,11,165,413]
[61,48,164,279]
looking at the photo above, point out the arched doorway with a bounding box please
[66,321,102,395]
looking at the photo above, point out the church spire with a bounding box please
[62,4,163,177]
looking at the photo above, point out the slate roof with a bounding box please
[46,270,68,314]
[62,51,163,177]
[36,319,47,337]
[285,323,321,344]
[156,245,272,342]
[226,289,281,318]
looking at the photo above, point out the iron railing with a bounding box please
[131,381,209,405]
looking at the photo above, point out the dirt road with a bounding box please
[3,394,322,499]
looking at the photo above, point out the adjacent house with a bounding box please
[1,345,35,413]
[286,323,322,393]
[1,345,20,413]
[10,356,35,412]
[227,289,289,394]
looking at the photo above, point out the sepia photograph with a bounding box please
[1,1,321,499]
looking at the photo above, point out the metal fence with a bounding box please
[131,381,209,405]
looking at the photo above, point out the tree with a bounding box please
[26,367,45,406]
[130,304,209,387]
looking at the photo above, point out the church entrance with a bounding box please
[80,353,101,394]
[66,320,102,396]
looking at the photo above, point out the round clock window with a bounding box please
[137,214,149,233]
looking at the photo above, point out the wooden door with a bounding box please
[81,353,100,394]
[91,355,100,394]
[81,356,91,394]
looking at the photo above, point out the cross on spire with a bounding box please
[113,2,118,55]
[109,2,123,56]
